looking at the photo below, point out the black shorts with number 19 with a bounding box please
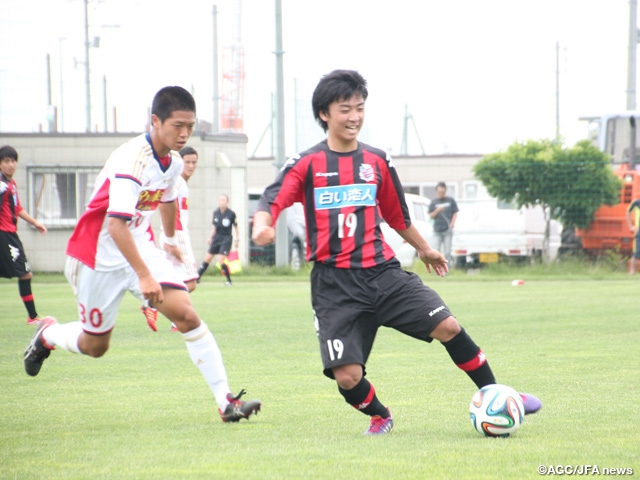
[310,258,452,379]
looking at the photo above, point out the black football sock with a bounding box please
[442,327,496,389]
[197,262,210,277]
[221,263,231,282]
[18,278,38,319]
[338,377,389,418]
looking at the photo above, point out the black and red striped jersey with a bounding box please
[257,140,411,268]
[0,173,23,233]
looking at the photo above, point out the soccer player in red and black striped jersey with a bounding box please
[252,70,541,435]
[0,145,48,325]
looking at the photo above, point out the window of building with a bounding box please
[27,166,102,228]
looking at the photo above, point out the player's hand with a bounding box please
[252,225,276,246]
[631,225,639,234]
[418,248,449,277]
[140,274,164,305]
[35,222,47,234]
[206,237,212,245]
[164,243,183,262]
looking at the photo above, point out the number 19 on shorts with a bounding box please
[327,339,344,361]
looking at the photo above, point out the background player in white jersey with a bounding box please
[24,86,261,423]
[141,146,200,332]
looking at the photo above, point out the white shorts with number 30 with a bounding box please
[65,244,187,335]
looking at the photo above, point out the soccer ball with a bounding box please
[469,384,525,437]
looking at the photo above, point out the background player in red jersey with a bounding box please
[24,87,260,423]
[252,70,541,435]
[0,146,48,325]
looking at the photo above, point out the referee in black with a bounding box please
[252,70,541,435]
[197,194,238,285]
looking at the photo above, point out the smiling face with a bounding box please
[319,94,365,152]
[150,110,196,157]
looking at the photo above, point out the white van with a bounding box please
[380,193,433,268]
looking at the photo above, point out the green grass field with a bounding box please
[1,271,638,479]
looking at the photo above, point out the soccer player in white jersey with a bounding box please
[23,86,261,423]
[141,146,200,332]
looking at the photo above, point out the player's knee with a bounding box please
[333,364,362,390]
[430,316,461,342]
[83,343,109,358]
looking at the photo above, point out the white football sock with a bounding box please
[42,321,83,354]
[183,322,230,410]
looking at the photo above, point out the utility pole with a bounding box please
[556,41,560,139]
[103,75,108,132]
[46,53,56,132]
[627,0,638,110]
[212,5,220,133]
[274,0,289,267]
[400,104,425,155]
[83,0,92,132]
[59,37,66,132]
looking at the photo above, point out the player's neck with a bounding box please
[149,130,170,157]
[325,135,358,153]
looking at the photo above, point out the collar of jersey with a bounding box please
[145,133,171,173]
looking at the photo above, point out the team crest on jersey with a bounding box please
[359,164,375,182]
[136,189,165,211]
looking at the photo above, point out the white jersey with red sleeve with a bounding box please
[66,133,183,271]
[174,175,189,231]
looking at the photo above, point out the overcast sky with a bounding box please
[0,0,633,156]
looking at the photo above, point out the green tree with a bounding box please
[473,139,621,258]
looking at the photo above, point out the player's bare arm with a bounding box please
[627,210,638,233]
[395,224,449,276]
[108,217,164,304]
[251,211,275,246]
[18,209,47,234]
[158,201,182,262]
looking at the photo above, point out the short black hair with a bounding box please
[179,146,198,158]
[151,86,196,123]
[312,70,368,133]
[436,181,447,190]
[0,145,18,162]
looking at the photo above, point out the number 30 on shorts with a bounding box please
[79,303,103,328]
[327,338,344,361]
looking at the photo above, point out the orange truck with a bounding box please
[575,113,640,254]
